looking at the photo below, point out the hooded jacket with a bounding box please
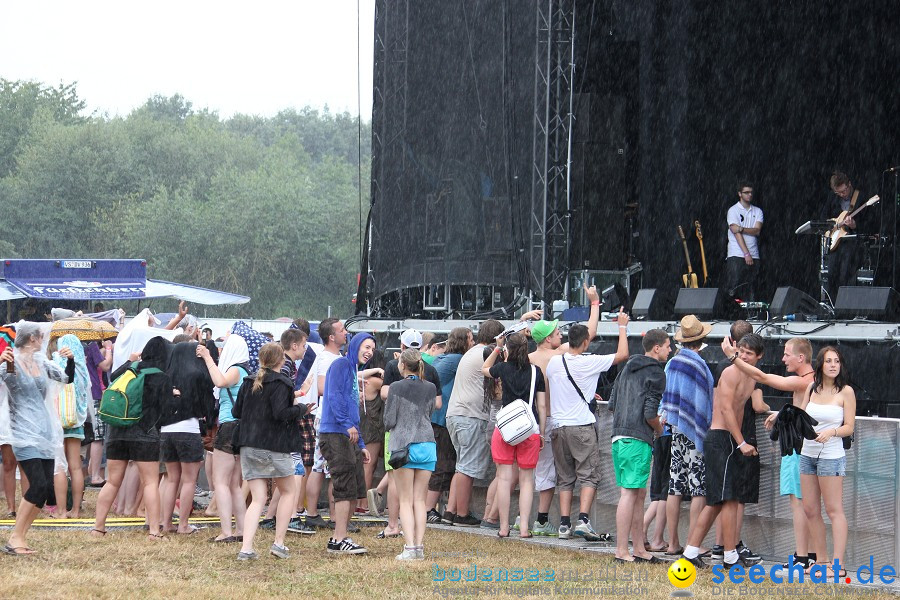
[319,332,374,450]
[231,371,305,453]
[608,354,666,444]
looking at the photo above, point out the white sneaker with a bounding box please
[558,524,571,540]
[396,546,419,561]
[416,546,425,560]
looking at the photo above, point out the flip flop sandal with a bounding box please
[209,536,238,543]
[634,555,663,564]
[1,545,35,556]
[90,529,107,536]
[375,529,403,539]
[648,545,668,553]
[664,547,685,555]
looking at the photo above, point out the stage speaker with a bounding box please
[675,288,728,319]
[834,287,900,320]
[770,287,819,317]
[632,288,672,320]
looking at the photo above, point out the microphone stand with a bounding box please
[894,170,898,291]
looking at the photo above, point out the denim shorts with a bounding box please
[799,454,846,477]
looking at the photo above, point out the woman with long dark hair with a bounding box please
[799,346,855,578]
[160,341,215,534]
[481,332,546,539]
[92,336,173,540]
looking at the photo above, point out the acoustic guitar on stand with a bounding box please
[677,225,699,288]
[694,220,710,287]
[826,195,879,251]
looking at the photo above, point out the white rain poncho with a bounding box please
[0,321,67,472]
[112,308,179,372]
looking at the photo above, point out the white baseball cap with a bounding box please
[399,329,423,349]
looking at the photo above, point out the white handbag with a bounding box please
[495,365,539,446]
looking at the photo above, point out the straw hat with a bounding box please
[674,315,712,343]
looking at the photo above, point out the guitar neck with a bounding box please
[680,239,694,271]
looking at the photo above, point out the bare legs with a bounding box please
[802,473,847,567]
[241,477,297,554]
[1,445,18,514]
[161,461,202,533]
[53,438,84,517]
[93,460,162,538]
[394,467,431,549]
[212,450,245,539]
[616,487,654,560]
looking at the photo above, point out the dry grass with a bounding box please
[1,492,895,599]
[2,526,896,600]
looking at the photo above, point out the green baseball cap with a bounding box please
[530,319,559,344]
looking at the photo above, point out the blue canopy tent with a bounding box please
[0,259,250,313]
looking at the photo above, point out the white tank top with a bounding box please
[801,401,845,460]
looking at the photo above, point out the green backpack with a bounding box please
[98,361,163,427]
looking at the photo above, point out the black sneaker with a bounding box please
[454,514,480,527]
[440,511,456,525]
[304,514,329,529]
[710,545,724,559]
[725,555,761,569]
[287,518,316,535]
[327,537,368,555]
[427,509,442,524]
[259,518,276,530]
[779,555,811,571]
[737,541,761,564]
[681,554,706,569]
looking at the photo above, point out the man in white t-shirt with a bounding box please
[725,181,763,301]
[298,317,346,528]
[545,309,630,541]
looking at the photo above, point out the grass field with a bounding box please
[2,523,896,600]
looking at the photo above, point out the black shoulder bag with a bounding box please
[561,355,598,415]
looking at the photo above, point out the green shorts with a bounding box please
[612,438,652,489]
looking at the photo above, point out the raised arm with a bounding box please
[612,308,631,365]
[721,337,807,392]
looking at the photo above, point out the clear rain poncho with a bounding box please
[53,333,90,428]
[0,321,68,472]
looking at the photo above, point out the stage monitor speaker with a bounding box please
[675,288,728,319]
[632,288,672,320]
[834,287,900,320]
[770,287,819,317]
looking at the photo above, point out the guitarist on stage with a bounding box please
[726,181,763,300]
[820,171,866,302]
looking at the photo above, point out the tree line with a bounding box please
[0,79,370,319]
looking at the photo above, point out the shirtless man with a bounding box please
[527,283,601,535]
[681,333,764,569]
[722,335,816,571]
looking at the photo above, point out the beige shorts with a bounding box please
[550,424,601,491]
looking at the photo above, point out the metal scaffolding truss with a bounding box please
[530,0,576,313]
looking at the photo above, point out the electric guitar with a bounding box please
[826,195,880,251]
[694,220,709,286]
[677,225,699,288]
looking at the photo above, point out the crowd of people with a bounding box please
[0,297,855,575]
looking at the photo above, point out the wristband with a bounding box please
[590,301,600,306]
[737,441,746,449]
[729,353,738,362]
[494,347,502,353]
[743,252,751,258]
[618,325,627,329]
[298,391,306,397]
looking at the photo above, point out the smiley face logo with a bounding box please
[668,558,697,589]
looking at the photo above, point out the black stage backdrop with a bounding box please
[368,0,900,305]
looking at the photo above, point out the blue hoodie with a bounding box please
[319,332,373,449]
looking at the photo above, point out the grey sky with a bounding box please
[3,0,376,120]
